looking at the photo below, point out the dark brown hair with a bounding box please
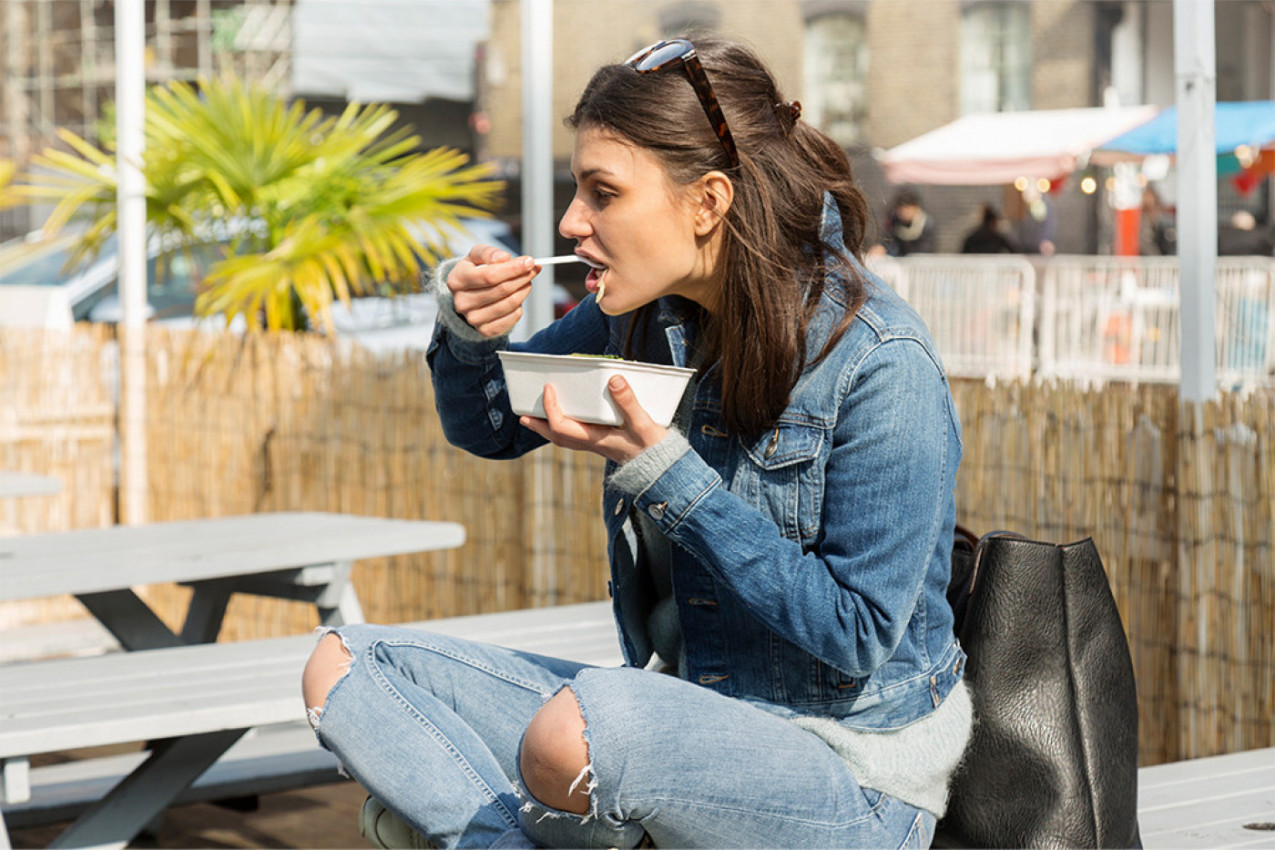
[567,36,869,438]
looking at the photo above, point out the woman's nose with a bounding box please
[559,197,590,241]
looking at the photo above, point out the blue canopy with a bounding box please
[1097,101,1275,157]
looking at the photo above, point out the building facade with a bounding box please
[3,2,1272,253]
[476,0,1275,257]
[0,0,294,241]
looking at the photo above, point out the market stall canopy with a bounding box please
[291,0,490,103]
[1092,100,1275,163]
[878,106,1159,186]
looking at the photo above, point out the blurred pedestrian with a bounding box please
[1014,187,1056,256]
[1140,187,1176,256]
[961,204,1016,254]
[1217,209,1275,256]
[876,187,936,256]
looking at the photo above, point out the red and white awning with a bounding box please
[877,106,1159,186]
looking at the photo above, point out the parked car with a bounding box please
[0,217,575,350]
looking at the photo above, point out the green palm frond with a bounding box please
[13,73,504,331]
[0,159,19,210]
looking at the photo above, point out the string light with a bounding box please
[1014,176,1029,192]
[1036,177,1051,193]
[1081,176,1098,195]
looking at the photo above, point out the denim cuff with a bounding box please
[432,257,508,345]
[607,431,692,497]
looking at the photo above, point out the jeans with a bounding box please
[310,624,935,849]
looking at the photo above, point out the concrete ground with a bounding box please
[10,780,371,849]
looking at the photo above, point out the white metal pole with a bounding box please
[518,0,554,340]
[116,0,148,524]
[1173,0,1217,402]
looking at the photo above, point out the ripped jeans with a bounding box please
[308,624,935,849]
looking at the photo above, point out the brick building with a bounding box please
[4,1,1271,253]
[0,0,293,241]
[477,0,1275,257]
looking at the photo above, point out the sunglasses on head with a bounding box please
[625,38,740,169]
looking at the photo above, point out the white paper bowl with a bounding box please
[497,351,696,427]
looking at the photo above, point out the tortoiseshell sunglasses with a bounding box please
[625,38,740,169]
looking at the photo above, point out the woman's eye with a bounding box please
[592,187,614,204]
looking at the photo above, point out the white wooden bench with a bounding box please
[1137,746,1275,848]
[5,599,1270,850]
[0,601,621,849]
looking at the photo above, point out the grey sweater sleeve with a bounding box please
[607,430,693,497]
[431,257,507,344]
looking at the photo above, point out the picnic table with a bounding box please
[0,472,62,500]
[0,511,463,649]
[0,511,465,849]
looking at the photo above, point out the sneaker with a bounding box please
[359,796,436,849]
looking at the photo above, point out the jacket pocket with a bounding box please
[736,420,826,542]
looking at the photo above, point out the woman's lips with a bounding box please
[579,253,607,293]
[585,265,605,293]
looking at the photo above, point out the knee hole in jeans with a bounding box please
[519,686,592,815]
[302,630,353,728]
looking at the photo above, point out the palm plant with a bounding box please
[14,76,502,330]
[0,159,16,210]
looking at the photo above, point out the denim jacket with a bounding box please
[427,201,965,732]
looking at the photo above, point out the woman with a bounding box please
[303,36,971,849]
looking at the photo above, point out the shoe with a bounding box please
[359,796,437,849]
[358,797,539,849]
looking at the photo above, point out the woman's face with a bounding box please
[559,125,721,316]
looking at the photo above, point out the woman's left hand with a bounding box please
[519,375,669,464]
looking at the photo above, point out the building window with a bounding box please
[803,13,868,146]
[961,1,1031,114]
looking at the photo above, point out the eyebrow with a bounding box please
[576,167,617,182]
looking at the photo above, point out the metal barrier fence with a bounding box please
[1037,256,1275,388]
[868,254,1275,388]
[867,255,1036,380]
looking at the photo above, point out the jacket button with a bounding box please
[613,498,625,515]
[648,501,667,520]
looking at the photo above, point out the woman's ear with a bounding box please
[693,171,734,236]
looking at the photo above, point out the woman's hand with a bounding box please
[447,244,540,338]
[519,376,669,464]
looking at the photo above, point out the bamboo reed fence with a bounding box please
[0,325,1270,766]
[0,327,115,628]
[136,328,609,642]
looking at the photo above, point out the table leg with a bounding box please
[1,757,29,805]
[47,728,247,850]
[75,591,183,650]
[316,562,364,626]
[220,561,364,627]
[181,580,237,644]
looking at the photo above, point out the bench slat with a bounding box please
[0,602,622,760]
[3,723,339,829]
[1137,747,1275,847]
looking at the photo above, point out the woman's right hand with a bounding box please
[446,245,540,338]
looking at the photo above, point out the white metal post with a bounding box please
[1173,0,1217,402]
[116,0,148,524]
[518,0,554,340]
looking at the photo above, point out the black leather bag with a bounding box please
[936,531,1142,849]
